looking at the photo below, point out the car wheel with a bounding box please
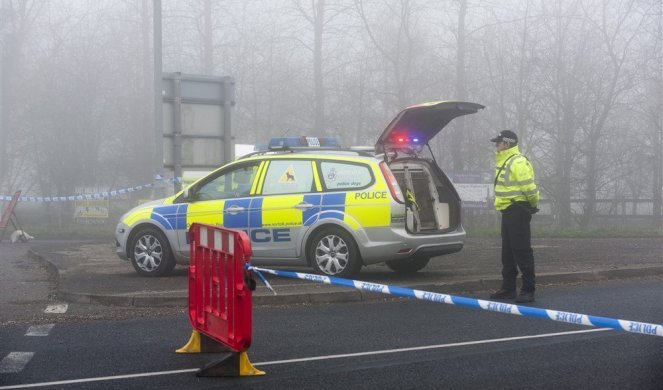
[385,256,430,274]
[130,227,176,277]
[308,227,362,278]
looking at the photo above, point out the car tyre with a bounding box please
[130,227,176,277]
[385,256,430,274]
[308,227,362,278]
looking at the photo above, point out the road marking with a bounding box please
[0,328,611,389]
[44,304,67,314]
[0,352,34,374]
[258,328,611,365]
[25,324,55,337]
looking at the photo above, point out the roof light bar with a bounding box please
[268,136,340,149]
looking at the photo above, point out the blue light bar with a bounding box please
[268,136,340,149]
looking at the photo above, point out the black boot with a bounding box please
[489,289,516,299]
[515,290,535,303]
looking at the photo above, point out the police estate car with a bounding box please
[115,101,484,277]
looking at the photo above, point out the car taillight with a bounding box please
[379,161,405,203]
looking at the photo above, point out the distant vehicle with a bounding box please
[115,101,484,277]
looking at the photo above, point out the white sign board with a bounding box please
[454,183,492,208]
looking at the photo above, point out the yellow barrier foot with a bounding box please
[176,330,232,353]
[239,351,266,376]
[197,351,266,377]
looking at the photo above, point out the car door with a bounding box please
[178,162,261,252]
[250,159,321,260]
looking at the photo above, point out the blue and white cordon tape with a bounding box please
[0,175,181,202]
[246,265,663,338]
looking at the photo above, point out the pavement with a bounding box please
[20,236,663,307]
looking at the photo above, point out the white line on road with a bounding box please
[0,328,611,389]
[44,304,68,314]
[0,352,34,374]
[258,328,611,366]
[25,324,55,337]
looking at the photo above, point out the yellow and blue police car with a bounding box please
[115,101,484,277]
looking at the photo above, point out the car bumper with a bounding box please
[412,243,463,258]
[358,226,466,265]
[115,222,130,261]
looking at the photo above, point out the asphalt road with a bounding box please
[2,278,662,389]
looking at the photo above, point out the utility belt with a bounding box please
[503,201,539,215]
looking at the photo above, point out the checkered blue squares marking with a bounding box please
[302,194,322,226]
[223,199,252,229]
[151,204,188,230]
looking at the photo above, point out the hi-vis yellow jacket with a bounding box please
[494,145,539,211]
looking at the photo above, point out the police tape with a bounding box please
[0,175,181,203]
[246,265,663,337]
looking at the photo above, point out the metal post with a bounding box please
[223,79,233,163]
[153,0,164,183]
[173,73,183,192]
[0,0,10,188]
[0,31,4,188]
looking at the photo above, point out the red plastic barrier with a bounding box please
[188,223,253,352]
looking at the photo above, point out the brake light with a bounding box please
[379,162,405,203]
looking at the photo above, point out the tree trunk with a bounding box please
[203,0,214,75]
[451,0,467,172]
[139,0,154,183]
[0,35,11,190]
[313,0,325,135]
[0,2,18,191]
[580,140,598,227]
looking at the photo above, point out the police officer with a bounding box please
[489,130,539,303]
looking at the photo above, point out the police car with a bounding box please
[115,101,484,277]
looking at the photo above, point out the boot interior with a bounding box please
[389,160,461,233]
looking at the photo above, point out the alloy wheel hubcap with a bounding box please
[315,234,349,275]
[134,234,163,272]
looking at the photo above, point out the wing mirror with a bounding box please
[182,186,197,202]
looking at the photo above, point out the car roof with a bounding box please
[239,147,377,160]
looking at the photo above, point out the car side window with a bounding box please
[320,161,373,190]
[196,164,259,201]
[262,160,314,195]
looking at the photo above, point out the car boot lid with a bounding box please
[375,101,485,154]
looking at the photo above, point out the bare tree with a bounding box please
[1,0,658,230]
[354,0,423,109]
[293,0,329,135]
[450,0,468,172]
[534,0,591,228]
[573,0,646,227]
[0,0,44,192]
[642,0,663,228]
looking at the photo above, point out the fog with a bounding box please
[0,0,661,229]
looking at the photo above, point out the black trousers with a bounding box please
[500,205,535,292]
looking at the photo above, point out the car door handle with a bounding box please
[294,202,314,210]
[226,205,245,214]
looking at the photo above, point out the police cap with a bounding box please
[490,130,518,145]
